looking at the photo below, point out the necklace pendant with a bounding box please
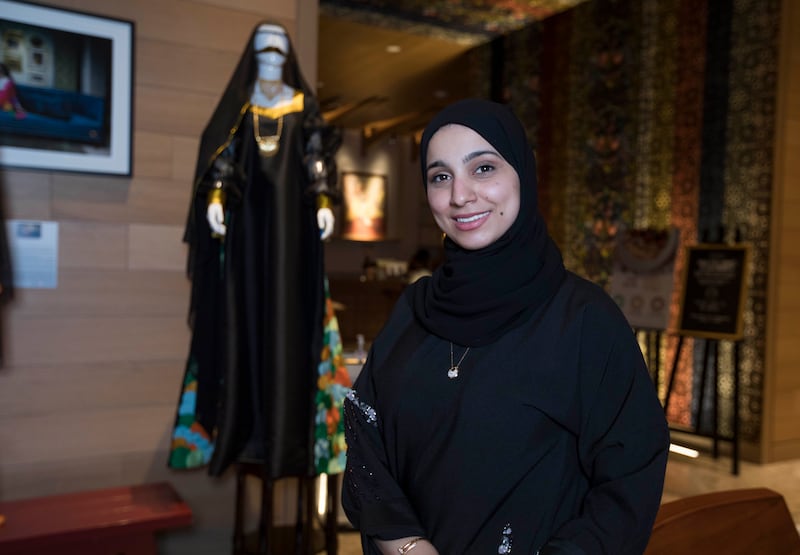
[258,136,279,156]
[447,366,459,379]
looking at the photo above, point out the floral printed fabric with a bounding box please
[168,357,214,469]
[168,277,352,474]
[314,278,353,474]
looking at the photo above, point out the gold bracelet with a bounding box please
[208,187,226,205]
[398,537,425,554]
[317,193,332,210]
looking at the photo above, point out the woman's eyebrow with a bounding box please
[462,150,497,164]
[426,150,498,172]
[426,159,447,172]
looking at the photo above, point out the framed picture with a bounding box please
[340,171,387,241]
[676,244,751,340]
[0,0,134,176]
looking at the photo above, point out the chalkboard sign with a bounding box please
[676,244,750,340]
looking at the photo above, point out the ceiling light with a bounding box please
[385,45,401,54]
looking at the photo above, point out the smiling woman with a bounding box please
[424,124,521,251]
[340,98,670,555]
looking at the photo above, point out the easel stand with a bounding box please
[233,462,339,555]
[663,333,741,475]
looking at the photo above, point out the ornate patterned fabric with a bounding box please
[321,0,587,37]
[314,279,353,474]
[470,0,780,441]
[169,277,352,474]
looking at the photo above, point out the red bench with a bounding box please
[0,481,192,555]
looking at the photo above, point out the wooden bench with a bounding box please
[645,487,800,554]
[0,481,192,555]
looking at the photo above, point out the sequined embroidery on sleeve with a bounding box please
[345,389,378,426]
[498,524,513,554]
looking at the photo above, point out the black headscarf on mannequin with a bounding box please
[183,21,315,252]
[411,99,566,347]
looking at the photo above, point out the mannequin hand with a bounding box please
[317,207,334,241]
[207,201,226,236]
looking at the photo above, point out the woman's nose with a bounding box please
[450,177,476,206]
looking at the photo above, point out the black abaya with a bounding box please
[169,23,333,478]
[343,275,669,553]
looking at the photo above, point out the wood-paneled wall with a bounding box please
[763,0,800,462]
[0,0,313,543]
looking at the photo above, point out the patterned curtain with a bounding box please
[478,0,781,442]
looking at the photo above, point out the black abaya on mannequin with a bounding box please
[169,22,339,478]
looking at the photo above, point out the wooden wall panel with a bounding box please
[764,0,800,461]
[2,170,52,220]
[5,316,189,366]
[51,174,192,224]
[134,85,217,138]
[50,173,131,223]
[0,455,139,502]
[127,178,195,224]
[8,270,188,317]
[134,131,175,179]
[59,221,128,269]
[137,39,239,96]
[172,136,200,182]
[774,391,800,441]
[191,0,295,21]
[0,360,183,418]
[1,406,177,465]
[43,0,293,51]
[128,224,187,271]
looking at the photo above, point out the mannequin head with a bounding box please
[254,24,289,68]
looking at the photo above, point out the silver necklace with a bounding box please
[448,342,471,379]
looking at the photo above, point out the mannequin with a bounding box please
[206,24,334,239]
[170,22,343,479]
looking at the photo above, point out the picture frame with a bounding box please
[676,243,751,340]
[0,0,134,176]
[340,171,388,242]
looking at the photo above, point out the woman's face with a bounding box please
[425,124,520,250]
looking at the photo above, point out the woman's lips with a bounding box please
[453,211,490,231]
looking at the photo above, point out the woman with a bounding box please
[342,99,669,554]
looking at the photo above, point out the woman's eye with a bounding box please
[429,173,450,184]
[475,164,494,174]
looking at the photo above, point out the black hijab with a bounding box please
[411,99,566,347]
[183,21,315,248]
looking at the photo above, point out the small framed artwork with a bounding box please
[676,243,750,340]
[340,171,387,241]
[0,0,134,176]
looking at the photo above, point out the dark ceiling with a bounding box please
[317,0,587,143]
